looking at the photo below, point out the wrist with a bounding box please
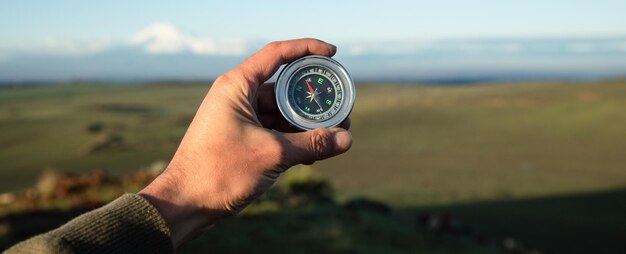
[138,171,220,247]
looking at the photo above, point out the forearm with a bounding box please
[5,194,174,254]
[137,158,233,248]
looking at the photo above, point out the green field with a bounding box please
[1,80,625,253]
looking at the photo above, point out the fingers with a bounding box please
[281,128,352,166]
[232,38,337,92]
[339,118,351,130]
[258,112,303,132]
[255,83,278,113]
[271,117,302,133]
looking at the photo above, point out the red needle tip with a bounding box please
[305,80,315,94]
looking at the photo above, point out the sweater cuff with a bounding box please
[9,193,174,253]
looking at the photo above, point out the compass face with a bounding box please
[287,66,342,121]
[275,55,355,130]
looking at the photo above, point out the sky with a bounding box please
[3,1,626,48]
[1,1,626,81]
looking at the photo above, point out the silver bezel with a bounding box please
[275,55,355,130]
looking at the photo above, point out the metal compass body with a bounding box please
[275,55,355,130]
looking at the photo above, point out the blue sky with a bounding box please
[1,1,626,81]
[2,1,625,47]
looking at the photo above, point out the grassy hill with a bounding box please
[328,80,626,203]
[1,80,625,253]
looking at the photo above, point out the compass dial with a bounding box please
[275,55,355,130]
[288,66,342,121]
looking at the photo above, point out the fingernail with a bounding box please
[333,130,352,152]
[329,44,337,52]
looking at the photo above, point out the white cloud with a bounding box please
[343,38,626,56]
[45,39,112,55]
[569,43,596,53]
[344,40,524,56]
[611,42,626,52]
[129,22,247,55]
[0,22,247,61]
[568,40,626,53]
[2,38,113,58]
[497,43,523,53]
[345,40,433,56]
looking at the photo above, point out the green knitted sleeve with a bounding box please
[4,194,174,254]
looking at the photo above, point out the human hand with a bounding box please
[139,38,352,247]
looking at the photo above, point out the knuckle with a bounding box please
[265,41,282,51]
[309,129,334,160]
[219,69,255,90]
[212,73,238,94]
[214,73,232,84]
[216,72,243,85]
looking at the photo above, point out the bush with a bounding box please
[267,165,333,206]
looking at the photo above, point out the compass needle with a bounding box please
[313,90,324,110]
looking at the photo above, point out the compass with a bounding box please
[275,55,355,130]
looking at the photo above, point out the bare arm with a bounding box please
[5,38,352,253]
[139,38,352,247]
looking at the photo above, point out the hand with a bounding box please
[139,38,352,247]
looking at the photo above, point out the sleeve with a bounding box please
[4,193,174,254]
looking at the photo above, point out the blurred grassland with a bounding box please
[4,81,624,202]
[1,80,625,253]
[325,80,626,205]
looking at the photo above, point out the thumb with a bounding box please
[282,128,352,166]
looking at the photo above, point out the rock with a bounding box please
[499,237,526,254]
[429,213,453,232]
[85,133,125,154]
[85,122,104,134]
[36,170,62,198]
[417,212,472,236]
[147,160,167,174]
[0,193,16,205]
[124,170,157,186]
[36,169,108,198]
